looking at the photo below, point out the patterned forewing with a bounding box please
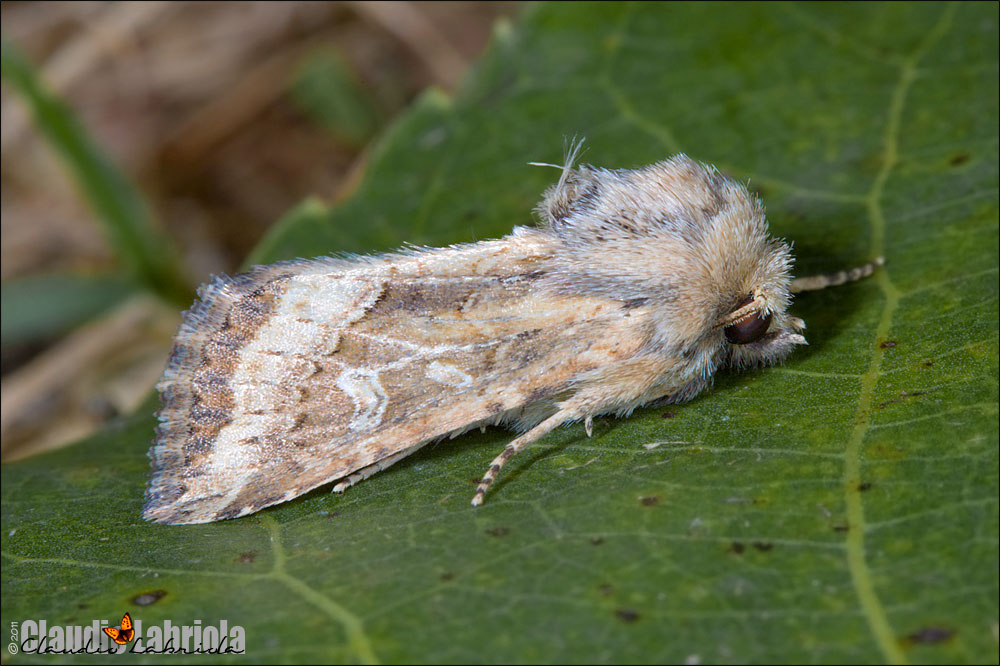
[145,233,644,523]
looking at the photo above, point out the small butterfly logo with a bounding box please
[103,612,135,645]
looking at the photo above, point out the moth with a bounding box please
[144,151,882,524]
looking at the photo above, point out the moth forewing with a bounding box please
[145,154,881,524]
[144,232,651,524]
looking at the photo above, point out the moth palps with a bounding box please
[144,154,881,524]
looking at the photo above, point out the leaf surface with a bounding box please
[3,3,997,663]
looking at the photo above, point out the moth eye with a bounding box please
[724,311,773,345]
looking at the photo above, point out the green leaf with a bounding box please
[291,49,382,147]
[3,3,997,663]
[1,273,138,348]
[1,41,191,306]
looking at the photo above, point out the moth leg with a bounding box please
[471,355,675,506]
[333,443,426,494]
[471,408,580,506]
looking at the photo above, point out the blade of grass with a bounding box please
[1,40,192,306]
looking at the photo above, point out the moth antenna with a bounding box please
[562,134,587,168]
[790,256,885,293]
[528,136,588,191]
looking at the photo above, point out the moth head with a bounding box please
[717,290,807,369]
[536,154,805,362]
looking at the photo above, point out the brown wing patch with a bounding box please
[144,235,650,524]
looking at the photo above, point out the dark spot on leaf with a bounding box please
[857,482,873,492]
[833,523,850,532]
[948,153,969,166]
[325,512,340,519]
[78,603,89,610]
[131,590,167,606]
[640,496,659,507]
[440,571,454,582]
[904,626,955,644]
[879,340,897,349]
[752,541,773,552]
[660,411,677,419]
[598,583,614,596]
[615,608,640,623]
[486,527,509,537]
[590,536,605,546]
[729,541,745,554]
[877,390,927,409]
[922,360,933,367]
[236,551,257,564]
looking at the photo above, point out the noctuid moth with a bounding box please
[144,146,882,524]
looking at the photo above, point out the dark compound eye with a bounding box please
[724,311,772,345]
